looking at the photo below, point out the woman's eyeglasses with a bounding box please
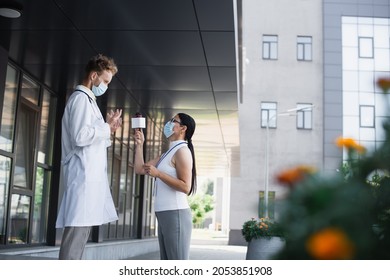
[170,118,183,125]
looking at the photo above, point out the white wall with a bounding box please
[229,0,323,245]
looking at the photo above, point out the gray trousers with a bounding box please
[155,208,192,260]
[58,226,91,260]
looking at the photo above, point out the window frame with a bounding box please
[358,37,374,59]
[261,102,277,128]
[296,103,313,130]
[262,35,278,60]
[297,36,313,61]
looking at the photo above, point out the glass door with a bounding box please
[8,99,39,244]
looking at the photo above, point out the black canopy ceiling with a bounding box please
[0,0,240,177]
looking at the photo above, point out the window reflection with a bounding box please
[126,165,135,238]
[0,65,18,153]
[122,112,130,145]
[0,156,11,244]
[32,167,50,243]
[14,103,37,189]
[37,89,56,165]
[9,194,30,244]
[21,75,40,106]
[0,63,56,246]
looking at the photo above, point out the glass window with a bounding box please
[114,137,121,157]
[111,157,121,208]
[297,103,313,130]
[143,177,154,237]
[117,144,128,239]
[359,37,374,58]
[342,17,390,160]
[360,106,375,128]
[14,103,38,189]
[0,65,19,153]
[37,89,57,165]
[0,63,57,246]
[21,75,40,106]
[297,36,312,61]
[31,167,50,244]
[132,175,141,238]
[9,194,30,244]
[125,165,135,238]
[107,144,113,184]
[122,111,130,145]
[0,156,11,244]
[261,102,277,128]
[262,35,278,60]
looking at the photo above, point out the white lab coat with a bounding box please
[56,85,118,228]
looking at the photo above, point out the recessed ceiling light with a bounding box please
[0,2,23,19]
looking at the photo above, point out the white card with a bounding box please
[131,117,146,128]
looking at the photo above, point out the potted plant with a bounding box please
[242,217,285,259]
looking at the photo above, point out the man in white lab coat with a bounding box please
[56,54,122,259]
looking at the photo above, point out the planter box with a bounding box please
[246,237,285,260]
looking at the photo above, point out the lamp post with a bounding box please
[263,105,314,218]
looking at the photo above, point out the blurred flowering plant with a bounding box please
[241,217,284,242]
[275,165,317,188]
[377,77,390,94]
[273,79,390,260]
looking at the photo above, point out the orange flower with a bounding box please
[259,222,268,229]
[377,78,390,93]
[306,228,355,260]
[276,165,317,187]
[335,137,366,154]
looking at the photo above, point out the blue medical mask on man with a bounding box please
[163,121,175,138]
[92,82,108,97]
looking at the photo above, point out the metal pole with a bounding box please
[263,105,314,219]
[264,119,270,218]
[264,114,275,218]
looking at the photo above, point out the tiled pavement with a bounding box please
[126,229,247,260]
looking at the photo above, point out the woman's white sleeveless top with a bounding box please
[154,140,190,212]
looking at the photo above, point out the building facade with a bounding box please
[229,0,390,245]
[324,0,390,171]
[0,58,159,251]
[0,0,238,259]
[1,0,390,257]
